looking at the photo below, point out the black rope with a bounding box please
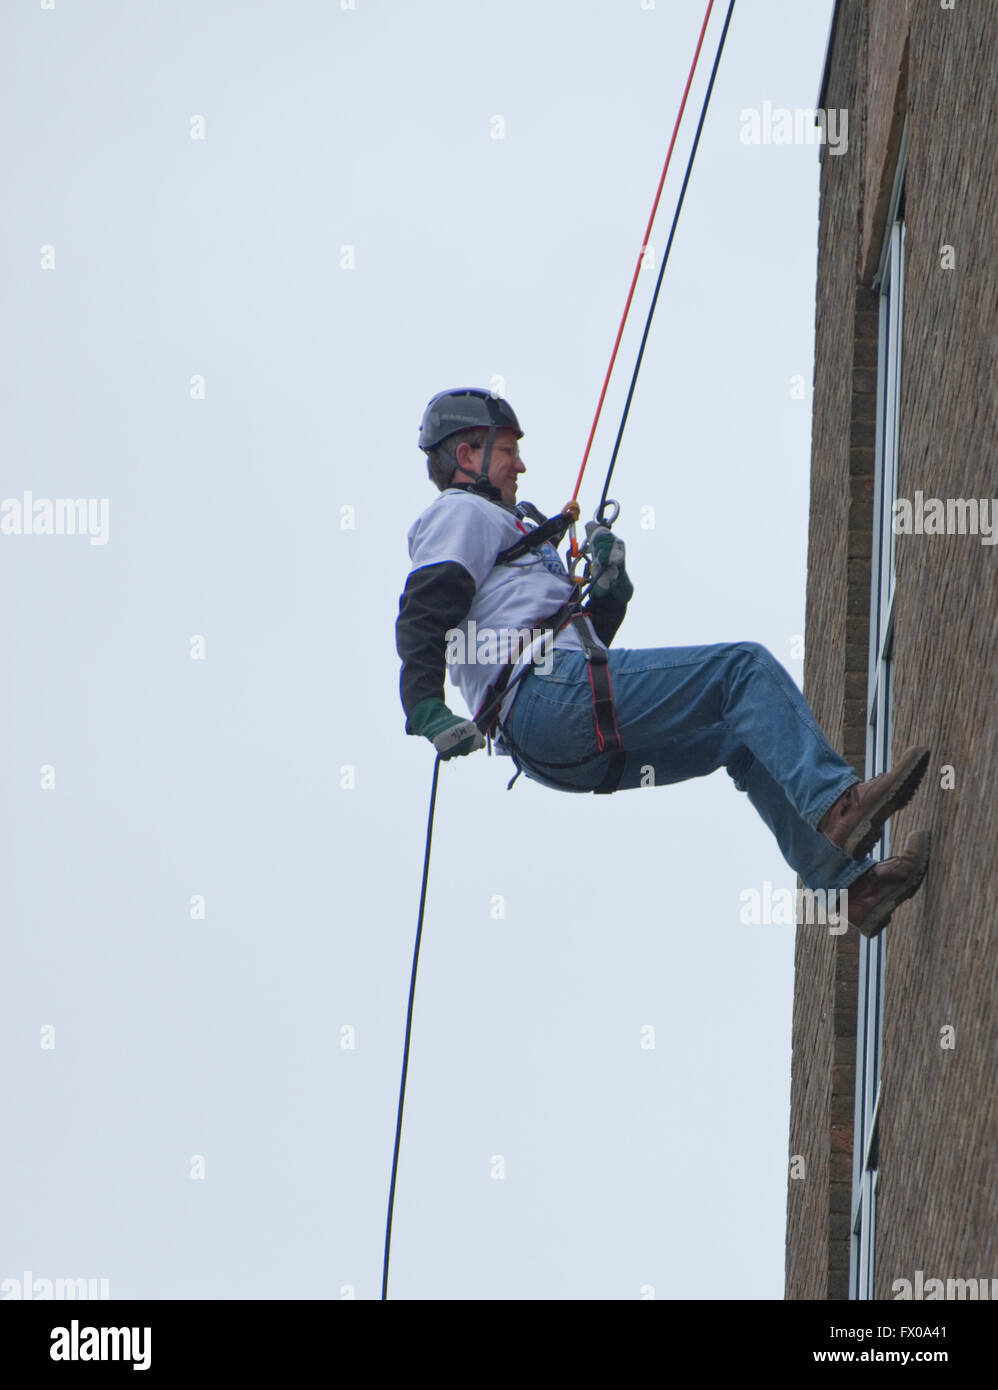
[599,0,737,514]
[381,753,441,1300]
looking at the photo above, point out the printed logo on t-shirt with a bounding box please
[536,541,567,578]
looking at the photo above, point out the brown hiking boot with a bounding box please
[842,830,931,938]
[819,745,931,860]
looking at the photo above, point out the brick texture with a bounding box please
[785,0,867,1303]
[786,0,998,1300]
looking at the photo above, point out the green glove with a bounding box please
[410,697,486,760]
[585,524,634,603]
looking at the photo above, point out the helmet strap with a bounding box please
[473,423,497,494]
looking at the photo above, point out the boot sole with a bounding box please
[844,745,932,860]
[848,830,931,939]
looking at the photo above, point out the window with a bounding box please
[850,134,906,1301]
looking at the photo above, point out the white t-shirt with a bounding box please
[404,488,604,733]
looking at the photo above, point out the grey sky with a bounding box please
[2,0,835,1299]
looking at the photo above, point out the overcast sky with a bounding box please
[1,0,836,1300]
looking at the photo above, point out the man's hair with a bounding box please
[426,427,487,491]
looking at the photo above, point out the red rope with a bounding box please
[570,0,716,509]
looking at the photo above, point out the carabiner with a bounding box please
[595,498,620,529]
[562,499,586,583]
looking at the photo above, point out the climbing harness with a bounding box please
[384,0,738,1300]
[471,496,626,794]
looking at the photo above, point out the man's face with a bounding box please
[453,428,526,505]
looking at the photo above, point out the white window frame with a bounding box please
[849,123,907,1301]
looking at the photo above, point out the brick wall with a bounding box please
[873,0,998,1300]
[787,0,998,1300]
[861,0,911,278]
[785,0,868,1300]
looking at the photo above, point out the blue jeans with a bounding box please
[500,641,876,892]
